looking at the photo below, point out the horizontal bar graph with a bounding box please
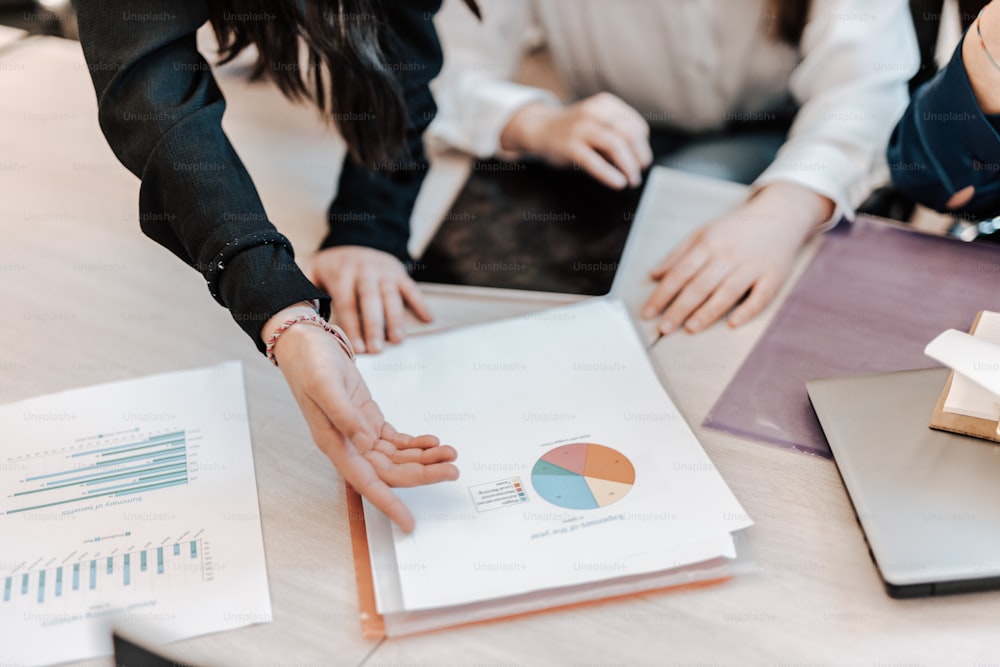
[2,539,206,606]
[3,430,189,515]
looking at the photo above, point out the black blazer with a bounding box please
[73,0,445,350]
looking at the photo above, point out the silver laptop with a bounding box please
[807,368,1000,597]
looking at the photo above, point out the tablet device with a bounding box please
[410,159,645,296]
[807,368,1000,598]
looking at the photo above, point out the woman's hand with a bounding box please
[307,246,432,355]
[642,183,834,335]
[264,304,458,533]
[500,93,653,190]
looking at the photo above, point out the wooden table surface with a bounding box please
[2,32,999,667]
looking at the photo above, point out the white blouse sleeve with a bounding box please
[753,0,920,224]
[429,0,560,157]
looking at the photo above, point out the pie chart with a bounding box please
[530,443,635,510]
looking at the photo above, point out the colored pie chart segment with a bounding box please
[531,443,635,510]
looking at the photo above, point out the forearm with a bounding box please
[964,3,1000,113]
[775,0,917,217]
[76,0,329,350]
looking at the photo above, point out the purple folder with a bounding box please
[704,217,1000,457]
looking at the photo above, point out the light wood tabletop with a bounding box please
[2,31,999,667]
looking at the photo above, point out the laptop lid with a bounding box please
[806,368,1000,597]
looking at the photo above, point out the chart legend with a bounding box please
[469,477,528,512]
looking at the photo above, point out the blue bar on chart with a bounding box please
[72,563,80,591]
[69,431,185,457]
[21,574,28,596]
[123,554,131,586]
[106,557,113,576]
[190,541,197,558]
[6,430,189,515]
[55,567,63,597]
[89,560,96,590]
[156,547,164,574]
[140,550,147,572]
[173,544,180,556]
[3,577,10,602]
[37,571,45,604]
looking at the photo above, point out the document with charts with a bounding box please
[0,362,271,666]
[355,299,751,635]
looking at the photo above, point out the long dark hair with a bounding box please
[206,0,479,167]
[769,0,811,47]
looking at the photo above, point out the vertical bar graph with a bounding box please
[2,429,189,516]
[2,539,208,610]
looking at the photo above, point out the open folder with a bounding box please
[348,299,751,638]
[925,311,1000,442]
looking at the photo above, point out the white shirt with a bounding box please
[429,0,921,218]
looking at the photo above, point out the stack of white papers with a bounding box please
[357,299,750,634]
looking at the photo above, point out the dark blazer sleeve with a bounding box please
[888,36,1000,217]
[321,0,445,261]
[73,0,329,352]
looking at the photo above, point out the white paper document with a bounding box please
[925,312,1000,420]
[0,362,271,666]
[357,299,750,613]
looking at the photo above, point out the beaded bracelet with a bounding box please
[978,9,1000,75]
[265,314,356,367]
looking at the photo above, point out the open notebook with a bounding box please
[350,299,751,637]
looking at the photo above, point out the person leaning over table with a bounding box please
[888,0,1000,216]
[72,0,482,532]
[430,0,919,335]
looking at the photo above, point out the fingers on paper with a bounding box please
[358,275,385,354]
[685,266,757,333]
[331,277,364,354]
[381,281,406,344]
[658,261,730,333]
[400,276,433,323]
[643,247,711,326]
[347,463,416,534]
[729,271,782,328]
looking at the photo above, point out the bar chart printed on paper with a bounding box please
[0,363,272,667]
[3,427,199,516]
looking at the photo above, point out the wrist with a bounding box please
[500,102,560,154]
[752,183,835,232]
[264,311,355,368]
[260,303,320,345]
